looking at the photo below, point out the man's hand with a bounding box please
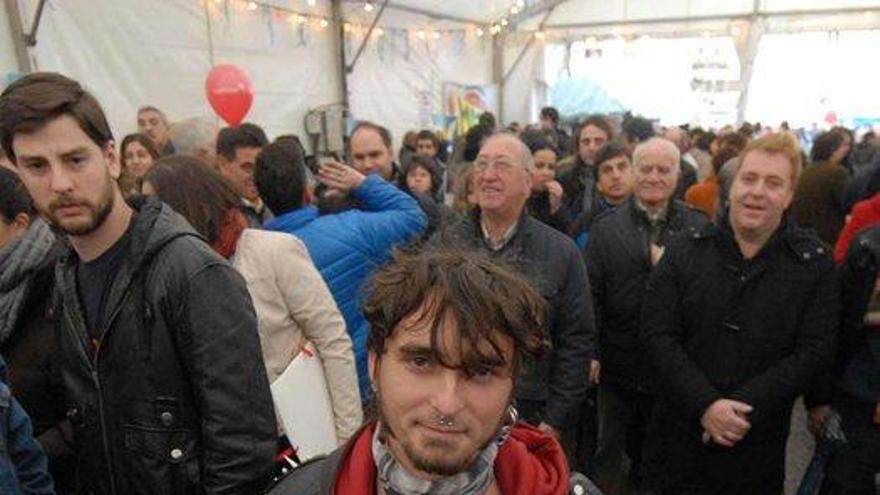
[546,180,564,214]
[808,405,831,434]
[701,399,753,447]
[318,161,365,192]
[537,422,559,439]
[589,360,601,385]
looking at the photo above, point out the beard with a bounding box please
[42,171,115,236]
[376,391,509,477]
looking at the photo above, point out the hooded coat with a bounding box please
[54,198,276,495]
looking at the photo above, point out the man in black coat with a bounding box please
[0,73,277,495]
[640,133,839,495]
[436,132,597,460]
[585,137,708,493]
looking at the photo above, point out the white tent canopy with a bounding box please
[1,0,878,149]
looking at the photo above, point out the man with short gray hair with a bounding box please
[585,136,708,493]
[170,117,218,164]
[436,132,597,461]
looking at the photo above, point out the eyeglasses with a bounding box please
[474,159,517,173]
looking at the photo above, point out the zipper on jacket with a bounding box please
[91,288,132,495]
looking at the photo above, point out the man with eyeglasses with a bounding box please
[436,132,597,462]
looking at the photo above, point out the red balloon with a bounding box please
[205,65,253,126]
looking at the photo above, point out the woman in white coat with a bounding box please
[143,156,362,445]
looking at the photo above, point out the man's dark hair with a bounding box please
[254,141,307,216]
[363,244,550,377]
[0,167,34,223]
[811,130,846,163]
[274,134,306,156]
[621,114,655,144]
[540,106,560,125]
[144,155,242,245]
[0,72,114,160]
[697,131,717,152]
[216,122,269,161]
[399,155,442,197]
[351,121,393,149]
[416,129,439,150]
[478,112,496,130]
[571,114,614,153]
[519,129,556,155]
[464,124,494,162]
[594,141,628,168]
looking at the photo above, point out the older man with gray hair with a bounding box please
[584,136,708,493]
[170,117,219,164]
[436,132,598,462]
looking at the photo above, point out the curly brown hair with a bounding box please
[363,245,550,378]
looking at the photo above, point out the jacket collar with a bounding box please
[264,206,319,233]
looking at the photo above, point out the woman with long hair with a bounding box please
[118,133,159,194]
[142,156,362,446]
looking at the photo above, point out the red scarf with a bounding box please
[211,208,248,259]
[334,422,570,495]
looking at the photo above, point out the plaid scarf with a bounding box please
[372,422,508,495]
[0,219,55,343]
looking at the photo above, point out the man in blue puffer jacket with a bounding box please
[0,355,55,495]
[256,142,427,401]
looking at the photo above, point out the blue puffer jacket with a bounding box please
[0,356,54,495]
[264,175,427,400]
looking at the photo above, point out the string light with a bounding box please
[416,29,426,40]
[535,31,545,40]
[475,27,485,37]
[500,18,508,27]
[296,14,307,24]
[307,0,316,5]
[319,18,329,28]
[511,5,520,14]
[431,30,440,40]
[247,1,258,11]
[375,27,385,37]
[364,2,374,12]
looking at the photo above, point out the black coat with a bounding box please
[436,213,597,429]
[585,199,708,391]
[54,198,276,495]
[639,218,839,493]
[1,241,76,492]
[557,162,597,224]
[527,191,572,235]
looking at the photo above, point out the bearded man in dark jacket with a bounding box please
[0,73,276,495]
[640,133,838,495]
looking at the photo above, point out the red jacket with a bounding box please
[834,194,880,264]
[334,422,570,495]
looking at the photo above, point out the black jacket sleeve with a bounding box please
[180,263,277,494]
[544,246,596,429]
[640,242,721,421]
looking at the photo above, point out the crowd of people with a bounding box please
[0,70,878,495]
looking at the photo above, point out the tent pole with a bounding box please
[331,0,350,112]
[346,0,388,73]
[4,0,34,72]
[494,34,504,124]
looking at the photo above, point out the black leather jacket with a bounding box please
[54,198,276,495]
